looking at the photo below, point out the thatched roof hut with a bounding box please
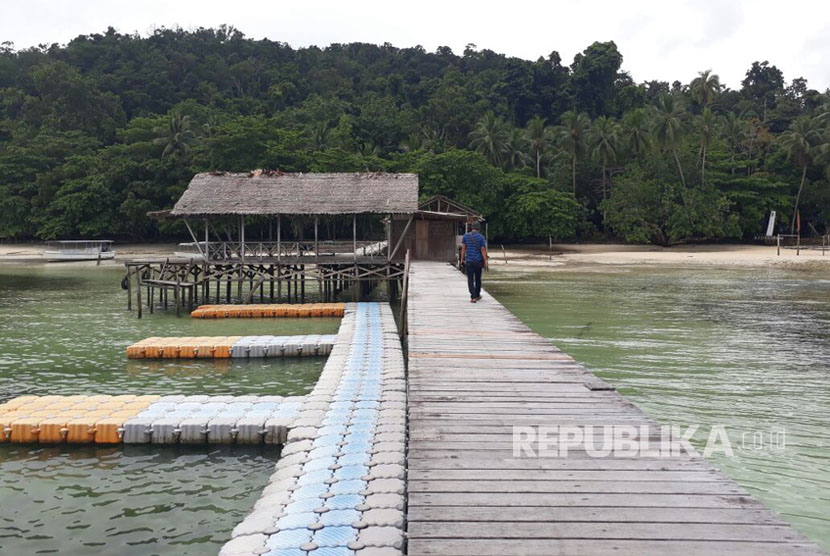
[169,171,419,216]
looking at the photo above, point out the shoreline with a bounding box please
[2,242,828,270]
[489,243,830,271]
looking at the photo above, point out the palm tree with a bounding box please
[525,116,554,178]
[555,111,591,194]
[358,141,380,157]
[651,94,694,228]
[721,113,744,174]
[690,70,721,108]
[468,111,509,166]
[503,127,529,170]
[779,116,821,233]
[621,108,651,157]
[153,113,195,159]
[421,126,447,153]
[696,108,717,184]
[310,122,331,151]
[589,116,622,200]
[651,93,688,188]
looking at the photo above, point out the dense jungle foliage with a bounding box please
[1,26,828,244]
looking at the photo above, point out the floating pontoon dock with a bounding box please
[2,303,408,555]
[126,334,337,359]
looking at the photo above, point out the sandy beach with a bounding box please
[1,241,828,269]
[490,243,830,270]
[0,243,180,264]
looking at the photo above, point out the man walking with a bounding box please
[460,221,488,303]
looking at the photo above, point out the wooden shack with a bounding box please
[390,195,484,262]
[127,172,483,315]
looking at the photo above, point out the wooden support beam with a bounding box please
[183,218,206,259]
[389,214,414,262]
[386,213,392,261]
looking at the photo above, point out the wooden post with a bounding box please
[226,266,231,303]
[386,214,392,261]
[126,267,132,310]
[277,215,282,301]
[315,217,322,299]
[353,215,357,263]
[238,215,245,300]
[202,262,208,300]
[136,266,143,319]
[398,249,411,338]
[314,216,319,261]
[777,234,781,256]
[175,274,180,317]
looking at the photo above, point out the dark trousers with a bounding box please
[466,261,482,299]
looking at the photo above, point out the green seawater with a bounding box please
[486,264,830,551]
[0,263,338,554]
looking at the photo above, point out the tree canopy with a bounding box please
[0,27,828,244]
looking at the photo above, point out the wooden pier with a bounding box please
[405,261,824,555]
[123,257,403,317]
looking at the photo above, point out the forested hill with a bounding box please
[1,26,828,244]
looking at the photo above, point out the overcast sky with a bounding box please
[3,0,829,90]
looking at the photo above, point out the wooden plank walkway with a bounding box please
[405,261,825,556]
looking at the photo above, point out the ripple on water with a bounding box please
[488,265,830,551]
[0,444,275,555]
[0,264,333,554]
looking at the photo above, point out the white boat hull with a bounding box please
[173,251,205,261]
[41,250,117,262]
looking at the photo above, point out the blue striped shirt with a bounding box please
[463,232,487,263]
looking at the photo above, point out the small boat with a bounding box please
[173,242,206,260]
[41,240,116,262]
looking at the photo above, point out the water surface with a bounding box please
[0,262,336,554]
[487,264,830,550]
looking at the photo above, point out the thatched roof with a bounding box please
[169,172,419,216]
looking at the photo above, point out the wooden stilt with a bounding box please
[126,268,132,311]
[136,266,142,319]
